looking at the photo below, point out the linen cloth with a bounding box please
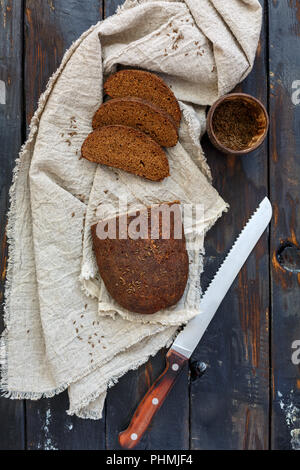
[0,0,262,419]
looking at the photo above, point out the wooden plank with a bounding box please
[0,0,26,450]
[24,0,105,450]
[103,0,189,450]
[190,0,270,449]
[26,395,104,450]
[24,0,103,124]
[268,0,300,451]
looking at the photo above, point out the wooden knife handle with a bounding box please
[118,349,188,449]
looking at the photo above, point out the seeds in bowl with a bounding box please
[212,99,262,151]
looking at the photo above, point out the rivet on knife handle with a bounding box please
[118,349,188,449]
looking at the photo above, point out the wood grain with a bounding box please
[0,0,26,450]
[190,0,270,450]
[23,0,105,450]
[24,0,103,125]
[268,0,300,451]
[104,0,121,17]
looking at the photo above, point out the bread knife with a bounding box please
[119,197,272,449]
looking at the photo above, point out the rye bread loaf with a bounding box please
[81,125,169,181]
[92,97,178,147]
[91,203,189,315]
[104,69,181,128]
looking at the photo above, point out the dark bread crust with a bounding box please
[92,97,178,147]
[81,125,169,181]
[104,69,181,128]
[91,204,189,315]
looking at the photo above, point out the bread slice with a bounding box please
[92,97,178,147]
[81,125,169,181]
[91,203,189,314]
[104,69,181,128]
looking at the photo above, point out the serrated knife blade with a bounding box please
[172,196,272,359]
[119,197,272,449]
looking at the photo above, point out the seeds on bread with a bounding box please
[92,97,178,147]
[91,203,189,314]
[104,69,181,128]
[81,125,169,181]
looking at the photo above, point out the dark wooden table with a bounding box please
[1,0,300,451]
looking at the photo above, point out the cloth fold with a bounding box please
[0,0,262,419]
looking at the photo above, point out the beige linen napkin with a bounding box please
[0,0,262,419]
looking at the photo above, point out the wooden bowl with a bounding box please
[206,93,269,155]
